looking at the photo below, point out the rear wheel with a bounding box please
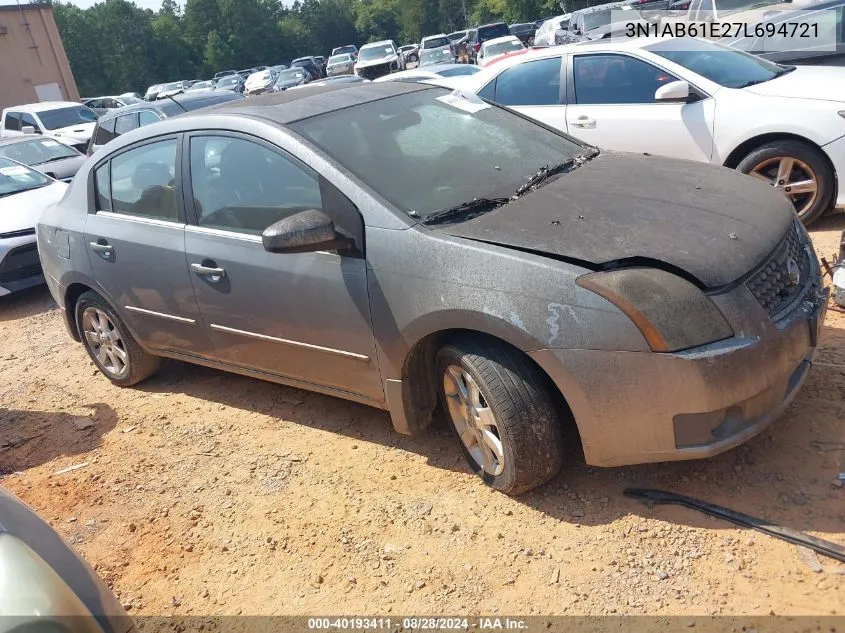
[75,291,160,387]
[736,140,833,225]
[436,337,564,495]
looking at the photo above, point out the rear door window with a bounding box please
[109,139,179,221]
[492,57,563,106]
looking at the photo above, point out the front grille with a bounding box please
[0,228,35,239]
[0,243,40,283]
[357,63,392,80]
[745,221,809,316]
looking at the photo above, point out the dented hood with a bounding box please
[437,152,794,288]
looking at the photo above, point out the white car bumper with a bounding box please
[822,134,845,208]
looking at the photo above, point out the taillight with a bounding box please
[474,42,481,52]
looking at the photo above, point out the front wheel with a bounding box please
[436,338,565,495]
[736,140,833,225]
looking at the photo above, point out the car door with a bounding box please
[477,56,566,130]
[564,52,715,162]
[84,135,213,355]
[182,133,383,402]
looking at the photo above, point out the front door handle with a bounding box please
[569,115,596,129]
[191,262,226,282]
[89,240,113,257]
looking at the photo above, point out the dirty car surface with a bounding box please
[37,82,826,495]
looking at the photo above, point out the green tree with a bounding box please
[203,29,234,75]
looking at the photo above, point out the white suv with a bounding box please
[0,101,98,153]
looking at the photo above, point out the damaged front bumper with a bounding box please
[529,242,828,468]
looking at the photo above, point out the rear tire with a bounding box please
[736,140,833,226]
[75,291,160,387]
[436,337,565,496]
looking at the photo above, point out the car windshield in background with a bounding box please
[359,45,394,61]
[420,49,454,65]
[423,36,451,49]
[511,23,533,33]
[329,54,352,64]
[189,81,213,90]
[161,82,183,91]
[277,69,306,82]
[217,76,240,87]
[583,9,630,30]
[0,157,50,198]
[448,31,468,41]
[437,65,481,76]
[478,24,510,39]
[0,138,78,166]
[37,106,98,130]
[486,40,524,56]
[647,38,787,88]
[334,45,357,55]
[291,88,585,219]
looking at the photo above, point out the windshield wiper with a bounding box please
[421,197,511,226]
[37,155,74,164]
[735,65,796,88]
[513,150,598,199]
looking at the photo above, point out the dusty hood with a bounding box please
[0,182,67,233]
[437,152,794,288]
[49,122,96,143]
[744,65,845,101]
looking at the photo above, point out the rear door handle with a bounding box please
[569,115,596,129]
[89,241,113,257]
[191,262,226,282]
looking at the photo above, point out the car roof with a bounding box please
[483,35,521,46]
[3,101,82,113]
[422,33,448,40]
[186,81,431,125]
[98,91,245,121]
[361,40,393,48]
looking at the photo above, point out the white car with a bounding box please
[354,40,406,80]
[0,157,67,296]
[326,53,355,76]
[0,102,98,153]
[462,36,845,224]
[477,35,526,67]
[373,65,482,83]
[244,68,280,95]
[533,14,571,46]
[420,33,453,56]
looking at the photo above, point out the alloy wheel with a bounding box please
[749,156,818,217]
[442,364,505,476]
[82,307,129,378]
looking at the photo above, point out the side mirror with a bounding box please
[21,125,37,134]
[262,209,352,254]
[655,80,692,103]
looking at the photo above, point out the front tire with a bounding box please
[736,140,833,226]
[75,291,160,387]
[436,337,564,495]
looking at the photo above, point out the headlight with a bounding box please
[576,268,733,352]
[0,533,105,630]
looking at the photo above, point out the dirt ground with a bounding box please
[1,218,844,618]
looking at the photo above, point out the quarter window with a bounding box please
[189,136,323,235]
[4,112,21,131]
[114,114,138,136]
[573,54,678,104]
[94,117,117,146]
[109,139,178,221]
[95,162,111,211]
[493,57,562,106]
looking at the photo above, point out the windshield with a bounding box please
[647,37,785,88]
[359,44,395,61]
[479,23,510,40]
[217,76,240,87]
[162,82,183,91]
[189,81,213,90]
[333,45,357,55]
[37,106,98,131]
[329,54,352,64]
[291,89,585,220]
[276,69,306,83]
[485,39,524,57]
[423,36,450,49]
[420,48,454,66]
[250,71,272,82]
[583,8,629,31]
[438,65,481,76]
[448,31,467,41]
[0,157,50,197]
[0,138,78,166]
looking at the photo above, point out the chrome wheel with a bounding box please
[749,156,818,217]
[442,364,505,477]
[82,307,128,378]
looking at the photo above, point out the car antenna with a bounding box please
[166,95,188,113]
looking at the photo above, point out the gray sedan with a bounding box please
[37,83,826,495]
[0,136,87,182]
